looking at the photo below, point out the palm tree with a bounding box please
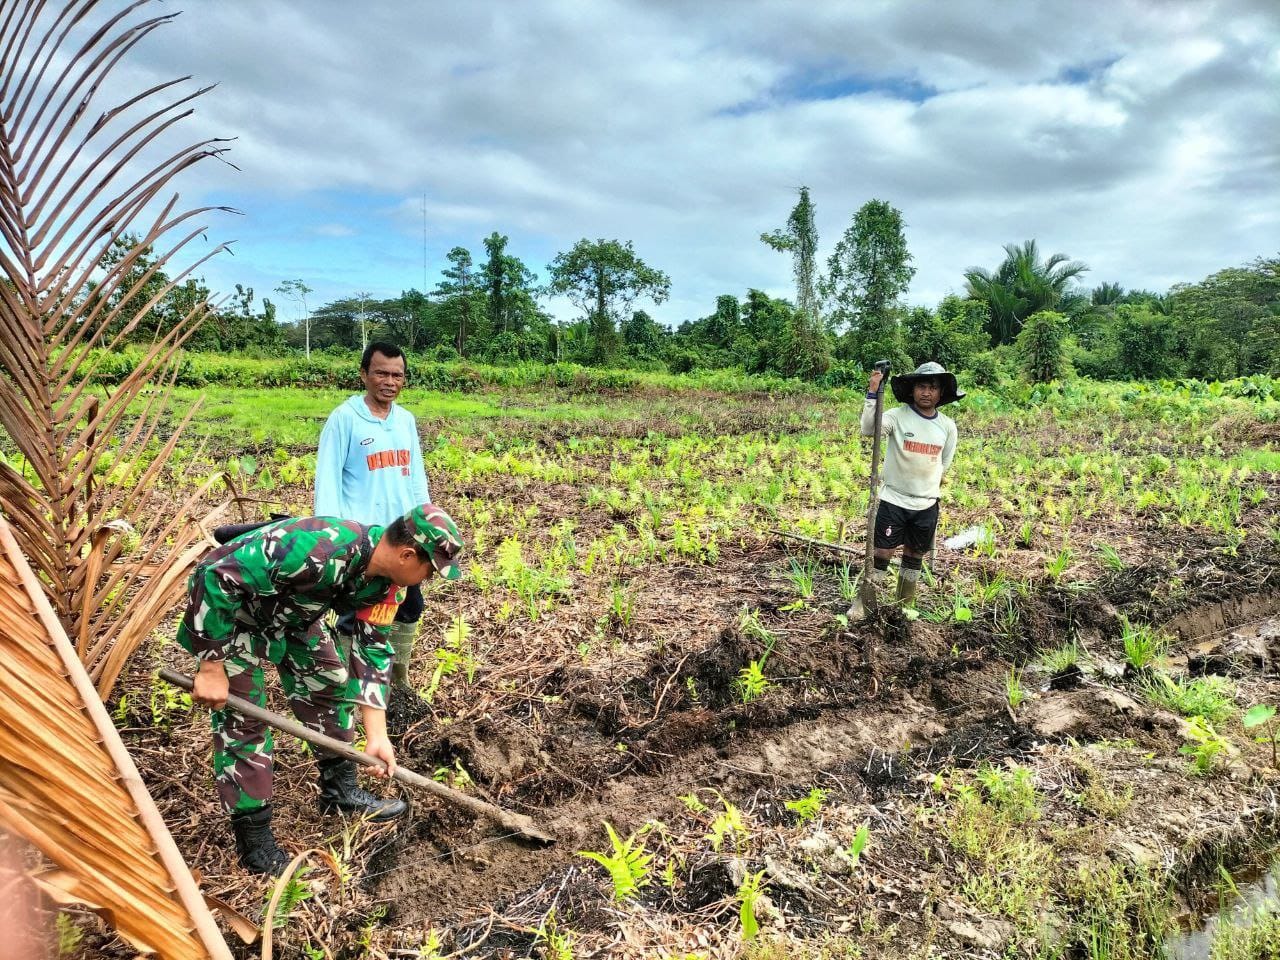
[1091,281,1125,306]
[965,240,1088,344]
[1,0,233,695]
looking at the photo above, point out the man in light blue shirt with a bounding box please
[316,342,431,690]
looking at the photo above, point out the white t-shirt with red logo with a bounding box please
[861,399,957,511]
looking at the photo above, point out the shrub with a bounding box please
[1016,310,1069,383]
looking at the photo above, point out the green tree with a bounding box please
[1112,303,1181,379]
[965,240,1088,345]
[87,234,175,343]
[481,232,541,335]
[547,238,671,363]
[308,298,361,350]
[902,295,987,371]
[1168,257,1280,378]
[275,279,314,357]
[434,247,481,356]
[1016,310,1069,382]
[620,308,666,356]
[761,187,829,378]
[704,294,741,348]
[1091,281,1125,307]
[824,199,915,369]
[374,290,432,351]
[192,284,281,352]
[739,289,794,373]
[823,199,915,329]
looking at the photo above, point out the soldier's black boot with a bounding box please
[317,757,407,822]
[230,804,291,876]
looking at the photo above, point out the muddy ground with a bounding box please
[76,386,1280,957]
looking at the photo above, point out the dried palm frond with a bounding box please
[0,511,232,959]
[0,0,235,694]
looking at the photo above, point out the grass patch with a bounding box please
[1141,673,1237,724]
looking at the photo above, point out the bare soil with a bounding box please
[77,393,1280,958]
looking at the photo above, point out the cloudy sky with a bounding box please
[104,0,1279,325]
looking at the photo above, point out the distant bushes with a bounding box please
[75,348,835,398]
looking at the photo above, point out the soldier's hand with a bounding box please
[192,660,229,710]
[364,735,397,779]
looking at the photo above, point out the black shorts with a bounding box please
[873,500,939,554]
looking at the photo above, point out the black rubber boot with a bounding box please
[230,805,291,876]
[317,758,407,822]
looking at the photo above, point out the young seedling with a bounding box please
[1046,545,1073,583]
[534,908,576,960]
[1179,717,1230,776]
[424,615,478,702]
[842,821,871,867]
[578,822,652,901]
[784,787,827,824]
[736,869,768,942]
[736,609,777,703]
[736,658,770,703]
[265,864,314,929]
[1038,641,1087,689]
[837,562,856,603]
[1096,542,1125,571]
[1005,667,1027,712]
[1242,704,1278,768]
[1140,673,1236,725]
[706,794,749,853]
[785,556,817,599]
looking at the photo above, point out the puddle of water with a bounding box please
[1165,860,1280,959]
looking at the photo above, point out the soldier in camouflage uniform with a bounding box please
[178,504,463,875]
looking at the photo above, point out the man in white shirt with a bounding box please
[850,361,962,619]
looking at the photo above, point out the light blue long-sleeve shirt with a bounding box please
[314,395,430,525]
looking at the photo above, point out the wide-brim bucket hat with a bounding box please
[890,361,965,406]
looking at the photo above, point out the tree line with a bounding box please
[96,194,1279,384]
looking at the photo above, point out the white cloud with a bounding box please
[34,0,1280,321]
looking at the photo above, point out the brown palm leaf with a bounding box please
[0,510,232,958]
[0,0,236,694]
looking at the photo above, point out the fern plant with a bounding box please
[578,822,652,901]
[706,794,749,853]
[784,787,827,824]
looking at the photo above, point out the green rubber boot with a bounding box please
[388,621,418,689]
[896,568,920,609]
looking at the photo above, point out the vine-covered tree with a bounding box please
[1017,310,1069,382]
[1168,256,1280,378]
[761,187,829,378]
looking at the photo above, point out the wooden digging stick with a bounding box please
[859,360,891,679]
[159,668,555,844]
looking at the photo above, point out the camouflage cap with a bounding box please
[405,503,464,580]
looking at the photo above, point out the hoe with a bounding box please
[160,667,554,844]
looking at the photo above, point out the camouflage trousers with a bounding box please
[183,624,357,814]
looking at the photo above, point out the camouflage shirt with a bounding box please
[177,517,400,709]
